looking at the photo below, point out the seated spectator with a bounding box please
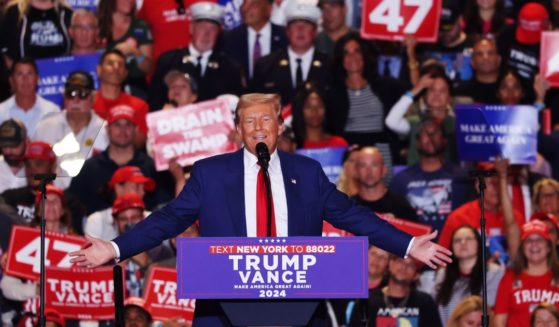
[532,178,559,216]
[33,71,108,181]
[291,86,347,149]
[315,0,352,58]
[367,245,389,289]
[463,0,511,37]
[389,119,473,238]
[67,105,167,215]
[69,9,99,55]
[124,297,152,327]
[0,0,72,65]
[251,1,330,105]
[353,146,418,222]
[494,220,559,327]
[433,225,504,325]
[161,70,198,109]
[0,119,28,193]
[149,2,245,110]
[0,58,59,136]
[98,0,153,100]
[531,303,559,327]
[349,256,443,327]
[455,37,502,104]
[94,49,149,148]
[328,32,402,160]
[336,145,359,196]
[85,166,155,241]
[385,64,457,165]
[446,295,483,327]
[220,0,287,80]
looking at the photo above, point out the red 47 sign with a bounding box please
[5,226,87,280]
[361,0,442,42]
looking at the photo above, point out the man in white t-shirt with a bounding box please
[0,119,28,193]
[0,57,59,136]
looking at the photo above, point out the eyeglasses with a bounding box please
[175,0,185,15]
[64,89,91,100]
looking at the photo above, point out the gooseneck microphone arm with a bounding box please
[256,143,273,237]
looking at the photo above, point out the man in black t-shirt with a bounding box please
[352,147,417,222]
[349,256,442,327]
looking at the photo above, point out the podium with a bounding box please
[176,237,368,326]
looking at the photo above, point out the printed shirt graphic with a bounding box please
[29,21,63,46]
[23,7,70,58]
[376,308,419,327]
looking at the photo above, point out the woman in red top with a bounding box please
[291,86,348,149]
[494,220,559,327]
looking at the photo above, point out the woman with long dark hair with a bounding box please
[434,225,504,325]
[463,0,511,37]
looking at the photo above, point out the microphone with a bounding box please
[33,174,57,182]
[256,142,270,170]
[469,170,498,178]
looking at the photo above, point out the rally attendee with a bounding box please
[532,178,559,216]
[85,166,155,241]
[367,245,389,289]
[69,9,100,55]
[327,32,402,166]
[0,0,72,64]
[494,220,559,327]
[67,105,166,215]
[496,69,530,105]
[220,0,287,79]
[0,141,56,223]
[251,1,330,105]
[123,297,152,327]
[291,85,347,149]
[161,70,198,109]
[433,225,504,325]
[336,145,359,196]
[33,71,108,181]
[93,49,149,148]
[349,256,443,327]
[389,119,473,238]
[315,0,351,58]
[148,2,245,110]
[446,295,483,327]
[70,93,453,324]
[0,119,28,193]
[531,303,559,327]
[97,0,153,99]
[277,126,297,153]
[0,58,59,136]
[463,0,511,37]
[455,37,502,104]
[353,146,418,222]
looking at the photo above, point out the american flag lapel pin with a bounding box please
[291,178,297,184]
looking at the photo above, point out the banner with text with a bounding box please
[37,53,101,107]
[541,32,559,87]
[455,104,538,164]
[146,98,239,171]
[5,226,87,280]
[143,267,195,322]
[361,0,441,42]
[45,267,118,320]
[66,0,98,11]
[177,237,368,299]
[296,147,346,183]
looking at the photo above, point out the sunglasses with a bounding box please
[64,89,91,100]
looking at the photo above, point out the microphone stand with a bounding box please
[472,172,490,327]
[35,173,56,327]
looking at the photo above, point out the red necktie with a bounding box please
[256,165,276,237]
[511,176,526,222]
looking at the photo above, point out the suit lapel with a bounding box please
[241,26,250,76]
[306,52,324,83]
[278,151,304,236]
[277,50,294,90]
[225,150,247,236]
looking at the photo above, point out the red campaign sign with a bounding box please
[376,213,432,237]
[45,266,119,320]
[361,0,442,42]
[540,32,559,87]
[146,98,239,171]
[143,267,195,322]
[5,226,87,281]
[322,221,353,237]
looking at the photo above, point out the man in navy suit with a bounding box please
[220,0,287,80]
[71,93,451,325]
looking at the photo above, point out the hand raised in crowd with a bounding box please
[168,158,185,182]
[408,230,452,269]
[403,35,418,60]
[69,235,117,268]
[533,74,550,104]
[410,74,435,96]
[494,157,510,179]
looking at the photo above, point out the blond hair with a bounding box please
[532,178,559,212]
[447,295,483,327]
[234,93,282,125]
[6,0,70,20]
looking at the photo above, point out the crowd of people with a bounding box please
[0,0,559,325]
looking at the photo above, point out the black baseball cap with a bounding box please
[64,70,95,92]
[0,119,26,148]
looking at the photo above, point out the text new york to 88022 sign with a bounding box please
[361,0,442,42]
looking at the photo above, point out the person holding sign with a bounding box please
[70,93,452,325]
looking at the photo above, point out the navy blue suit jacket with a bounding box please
[113,149,413,325]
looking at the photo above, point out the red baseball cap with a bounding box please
[25,141,56,161]
[521,220,550,241]
[112,193,145,216]
[45,308,66,327]
[35,184,65,208]
[516,2,549,44]
[108,166,155,191]
[530,212,559,231]
[107,105,137,125]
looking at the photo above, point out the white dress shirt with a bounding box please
[0,95,59,136]
[188,44,213,77]
[287,47,315,87]
[248,22,272,77]
[243,148,288,237]
[0,158,26,193]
